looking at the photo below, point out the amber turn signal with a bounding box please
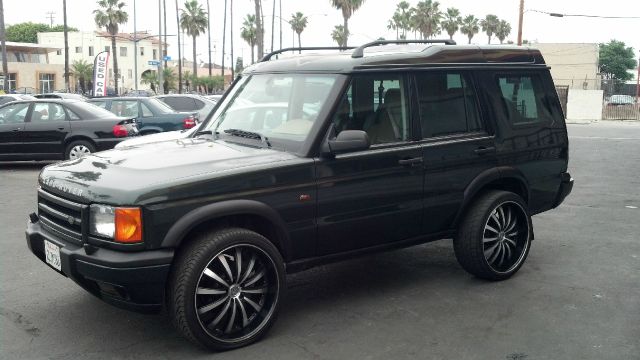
[115,207,142,243]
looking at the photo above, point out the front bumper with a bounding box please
[553,172,574,208]
[26,218,173,313]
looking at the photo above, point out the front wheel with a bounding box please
[65,140,95,160]
[167,228,285,351]
[454,190,532,281]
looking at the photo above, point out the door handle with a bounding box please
[398,157,423,166]
[57,127,65,130]
[12,128,21,132]
[474,146,496,155]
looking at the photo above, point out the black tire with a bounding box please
[64,140,96,160]
[453,190,532,281]
[167,227,285,351]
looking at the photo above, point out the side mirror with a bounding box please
[322,130,370,156]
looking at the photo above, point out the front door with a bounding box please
[413,71,497,234]
[316,73,424,256]
[0,102,31,158]
[23,102,71,158]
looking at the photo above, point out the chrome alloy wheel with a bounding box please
[68,144,92,159]
[194,244,279,343]
[482,201,530,273]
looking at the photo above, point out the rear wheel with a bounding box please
[454,190,532,281]
[168,228,285,351]
[65,140,95,160]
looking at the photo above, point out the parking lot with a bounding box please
[1,122,639,360]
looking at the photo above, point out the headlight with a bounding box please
[90,204,143,243]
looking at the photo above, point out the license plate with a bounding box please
[44,240,62,272]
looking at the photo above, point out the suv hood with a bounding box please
[39,138,300,205]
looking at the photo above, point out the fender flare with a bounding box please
[139,126,164,134]
[160,199,291,259]
[453,166,530,227]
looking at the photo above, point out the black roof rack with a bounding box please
[351,39,456,58]
[260,46,356,62]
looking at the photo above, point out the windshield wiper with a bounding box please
[194,130,213,136]
[223,129,271,147]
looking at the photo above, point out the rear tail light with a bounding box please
[183,117,196,129]
[113,124,129,137]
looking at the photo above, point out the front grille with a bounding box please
[38,189,88,245]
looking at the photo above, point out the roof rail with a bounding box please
[260,47,356,62]
[351,39,456,58]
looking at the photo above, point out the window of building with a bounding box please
[104,46,110,53]
[128,69,133,79]
[75,46,82,54]
[152,49,158,60]
[0,73,17,91]
[88,46,94,57]
[140,47,145,56]
[120,47,127,57]
[56,49,62,56]
[496,74,552,125]
[38,73,55,94]
[415,72,482,137]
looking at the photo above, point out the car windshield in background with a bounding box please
[147,98,177,113]
[69,101,124,119]
[206,73,340,148]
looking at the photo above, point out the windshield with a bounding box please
[202,73,341,149]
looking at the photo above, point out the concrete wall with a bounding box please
[566,89,604,120]
[535,43,600,90]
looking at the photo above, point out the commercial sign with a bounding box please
[92,51,110,97]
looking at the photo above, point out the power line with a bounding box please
[529,9,640,19]
[45,11,56,28]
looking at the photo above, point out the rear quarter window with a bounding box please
[495,74,553,126]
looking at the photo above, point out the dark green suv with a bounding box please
[26,41,573,351]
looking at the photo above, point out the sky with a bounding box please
[3,0,640,67]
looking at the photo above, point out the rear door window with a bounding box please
[496,74,553,125]
[30,103,67,122]
[111,100,139,117]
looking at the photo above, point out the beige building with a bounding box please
[0,42,64,94]
[37,31,167,93]
[535,43,600,90]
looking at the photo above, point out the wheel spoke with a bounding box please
[198,296,228,315]
[235,248,243,281]
[507,230,519,237]
[497,206,506,229]
[243,287,267,294]
[505,216,518,233]
[504,237,516,247]
[197,287,227,295]
[244,270,265,287]
[504,242,512,260]
[218,254,234,283]
[243,296,263,313]
[240,255,256,284]
[225,300,237,334]
[497,243,506,266]
[483,236,499,243]
[490,212,501,228]
[505,207,512,231]
[237,297,250,327]
[209,298,232,327]
[484,242,500,260]
[485,224,500,234]
[487,242,502,264]
[204,268,229,288]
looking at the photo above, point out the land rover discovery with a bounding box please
[26,40,573,351]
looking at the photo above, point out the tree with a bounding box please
[240,14,257,64]
[599,40,637,81]
[175,0,183,92]
[460,15,479,44]
[290,12,308,51]
[441,7,461,40]
[140,71,158,93]
[5,22,78,43]
[252,0,264,59]
[71,59,93,93]
[94,0,128,95]
[411,0,442,40]
[330,0,366,47]
[480,14,499,44]
[387,1,412,40]
[162,67,177,92]
[180,0,208,81]
[331,25,348,48]
[495,20,511,44]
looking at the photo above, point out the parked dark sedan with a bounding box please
[0,99,138,161]
[88,97,198,135]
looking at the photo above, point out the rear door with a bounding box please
[414,71,498,234]
[23,102,71,158]
[0,102,31,158]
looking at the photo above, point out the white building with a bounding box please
[534,43,600,90]
[37,31,167,93]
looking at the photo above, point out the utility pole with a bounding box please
[230,0,234,81]
[207,0,212,77]
[271,0,275,52]
[175,0,182,93]
[163,0,167,69]
[133,0,138,92]
[63,0,69,92]
[0,0,9,92]
[517,0,524,46]
[279,0,282,50]
[157,0,164,95]
[46,11,56,28]
[221,0,227,87]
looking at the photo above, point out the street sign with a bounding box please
[148,60,160,66]
[163,55,172,61]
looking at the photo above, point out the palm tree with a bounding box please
[441,7,461,40]
[388,1,412,40]
[1,0,9,92]
[330,0,366,47]
[180,0,208,81]
[240,14,257,64]
[290,12,308,51]
[411,0,442,40]
[480,14,499,44]
[94,0,128,95]
[71,59,93,94]
[460,15,479,44]
[140,71,158,93]
[162,67,177,92]
[331,25,348,48]
[495,20,512,44]
[175,0,183,92]
[252,0,264,59]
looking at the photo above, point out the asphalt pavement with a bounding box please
[1,121,639,360]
